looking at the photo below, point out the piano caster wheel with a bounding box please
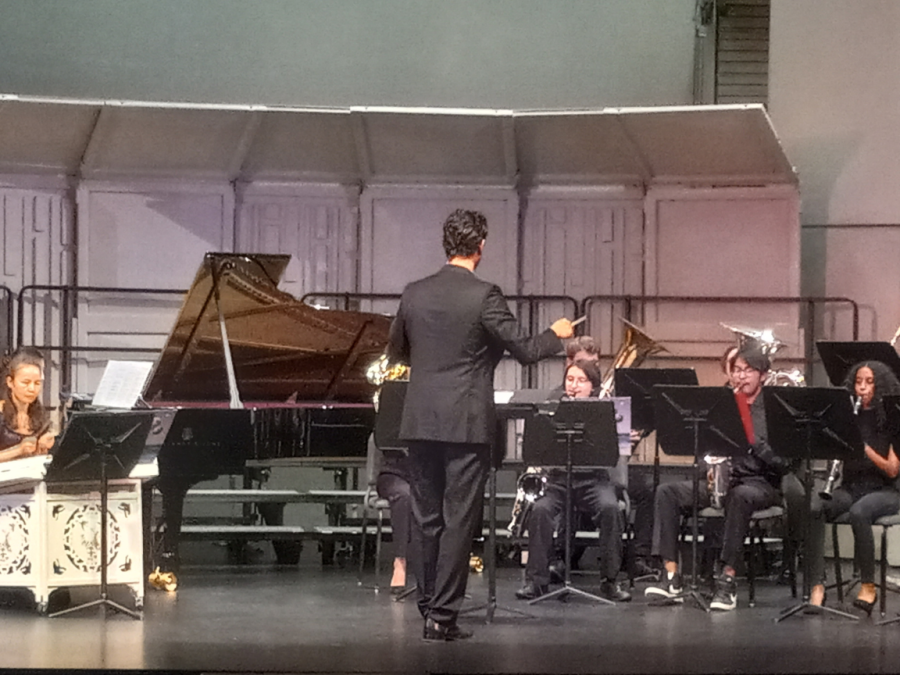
[36,602,48,615]
[134,597,144,611]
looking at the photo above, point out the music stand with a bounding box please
[764,387,862,622]
[522,399,619,605]
[45,411,154,619]
[877,394,900,626]
[817,342,900,386]
[615,369,698,490]
[652,386,749,612]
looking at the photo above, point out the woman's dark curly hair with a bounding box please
[842,360,900,427]
[564,358,604,396]
[442,209,488,258]
[1,347,48,435]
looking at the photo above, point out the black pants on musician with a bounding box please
[376,472,411,561]
[629,467,655,560]
[406,440,490,625]
[651,476,781,570]
[526,474,623,585]
[807,485,900,585]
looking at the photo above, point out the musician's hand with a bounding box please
[37,435,55,454]
[629,429,643,443]
[19,438,38,457]
[551,318,574,339]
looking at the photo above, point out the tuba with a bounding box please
[598,319,666,399]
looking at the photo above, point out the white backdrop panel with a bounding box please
[74,183,233,392]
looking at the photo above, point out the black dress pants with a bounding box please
[376,472,411,560]
[526,474,623,584]
[628,467,655,559]
[406,440,490,624]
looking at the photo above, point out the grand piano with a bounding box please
[143,253,392,573]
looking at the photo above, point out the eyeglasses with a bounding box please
[732,367,758,376]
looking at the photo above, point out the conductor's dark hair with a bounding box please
[565,358,604,393]
[843,360,900,427]
[735,344,770,373]
[1,347,48,436]
[442,209,488,259]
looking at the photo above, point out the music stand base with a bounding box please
[49,596,142,620]
[775,601,858,623]
[528,582,615,606]
[876,613,900,626]
[460,600,536,622]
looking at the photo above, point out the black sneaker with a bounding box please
[600,579,632,602]
[515,581,549,600]
[644,571,684,601]
[710,573,737,611]
[548,559,566,584]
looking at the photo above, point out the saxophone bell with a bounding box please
[820,395,859,500]
[507,468,548,537]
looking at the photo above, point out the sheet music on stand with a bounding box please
[91,361,154,409]
[86,360,168,480]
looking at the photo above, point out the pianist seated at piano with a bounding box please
[0,347,56,462]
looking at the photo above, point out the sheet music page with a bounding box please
[91,361,154,409]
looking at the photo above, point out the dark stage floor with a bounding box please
[1,558,900,674]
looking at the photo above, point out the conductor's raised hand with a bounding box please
[550,318,574,339]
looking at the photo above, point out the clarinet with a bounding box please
[820,395,860,500]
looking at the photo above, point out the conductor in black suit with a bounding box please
[387,209,572,641]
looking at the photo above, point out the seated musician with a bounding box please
[0,347,55,461]
[515,359,630,602]
[805,360,900,613]
[645,343,790,610]
[375,440,413,594]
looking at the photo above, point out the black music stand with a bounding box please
[615,369,698,489]
[522,399,619,606]
[45,411,154,619]
[876,394,900,626]
[764,386,862,622]
[817,341,900,386]
[652,386,748,612]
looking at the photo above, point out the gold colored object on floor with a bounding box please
[469,555,484,574]
[148,567,178,592]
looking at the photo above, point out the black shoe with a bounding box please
[423,617,473,641]
[515,582,549,600]
[600,579,632,602]
[853,595,877,617]
[645,571,684,601]
[548,559,566,584]
[710,573,737,611]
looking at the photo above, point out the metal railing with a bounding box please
[0,285,12,356]
[16,284,186,393]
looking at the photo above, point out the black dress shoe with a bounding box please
[423,617,473,641]
[600,580,632,602]
[853,595,877,617]
[515,582,549,600]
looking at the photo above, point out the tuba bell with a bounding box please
[598,319,666,398]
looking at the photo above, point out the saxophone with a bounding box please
[507,468,548,537]
[820,395,860,500]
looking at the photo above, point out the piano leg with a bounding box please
[157,477,188,574]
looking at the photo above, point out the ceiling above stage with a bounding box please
[0,95,797,187]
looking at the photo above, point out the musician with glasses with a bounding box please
[645,343,790,610]
[805,361,900,613]
[515,358,631,602]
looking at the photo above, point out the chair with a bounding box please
[689,504,793,607]
[357,436,392,592]
[832,511,900,616]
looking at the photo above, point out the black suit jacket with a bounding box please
[387,264,562,444]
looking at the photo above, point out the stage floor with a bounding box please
[0,559,899,674]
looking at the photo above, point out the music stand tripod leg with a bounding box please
[529,432,614,607]
[49,439,142,620]
[459,465,536,622]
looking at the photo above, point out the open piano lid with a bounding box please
[143,253,392,403]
